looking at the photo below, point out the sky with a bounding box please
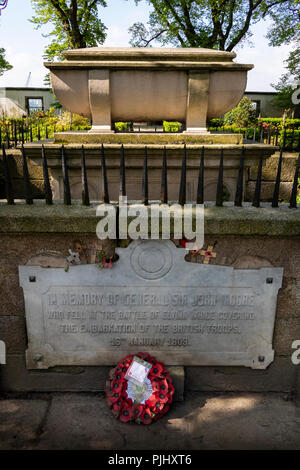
[0,0,293,91]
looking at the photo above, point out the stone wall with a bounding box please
[245,151,299,202]
[0,203,299,396]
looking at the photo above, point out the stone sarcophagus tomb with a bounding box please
[45,47,253,133]
[19,240,283,370]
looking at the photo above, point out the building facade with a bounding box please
[0,87,55,118]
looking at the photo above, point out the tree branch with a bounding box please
[142,28,168,46]
[226,0,264,51]
[151,0,185,45]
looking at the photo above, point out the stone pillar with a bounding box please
[185,72,210,134]
[88,70,113,133]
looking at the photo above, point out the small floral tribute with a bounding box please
[105,353,174,424]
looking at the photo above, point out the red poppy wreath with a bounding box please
[105,353,174,424]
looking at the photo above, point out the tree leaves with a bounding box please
[30,0,107,61]
[0,47,12,77]
[128,0,297,51]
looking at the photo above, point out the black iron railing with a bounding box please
[1,143,299,208]
[1,121,300,152]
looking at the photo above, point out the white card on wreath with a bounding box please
[125,356,152,385]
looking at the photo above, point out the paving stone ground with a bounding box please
[0,392,300,450]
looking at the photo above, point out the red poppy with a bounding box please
[158,378,169,394]
[123,354,134,363]
[123,397,133,408]
[112,399,122,412]
[140,407,152,424]
[132,404,143,418]
[151,379,160,392]
[154,391,169,404]
[145,394,157,409]
[136,352,151,360]
[150,362,164,377]
[153,401,165,413]
[159,404,170,417]
[109,368,116,380]
[111,379,123,394]
[120,408,131,423]
[114,369,126,380]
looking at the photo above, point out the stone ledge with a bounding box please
[52,132,243,145]
[0,201,299,236]
[0,355,183,400]
[1,355,296,394]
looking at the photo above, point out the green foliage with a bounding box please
[266,0,299,47]
[223,97,256,127]
[30,0,107,61]
[0,109,91,143]
[271,74,299,114]
[258,118,300,129]
[163,121,182,132]
[0,47,12,76]
[114,122,130,132]
[128,0,295,51]
[279,129,300,151]
[268,0,299,112]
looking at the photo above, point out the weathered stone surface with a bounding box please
[11,179,45,199]
[4,152,44,180]
[0,354,110,392]
[0,316,26,353]
[1,202,300,236]
[0,398,49,450]
[46,47,253,132]
[0,354,183,400]
[186,357,297,392]
[0,267,25,317]
[0,227,298,393]
[168,366,185,401]
[1,392,300,450]
[19,239,283,370]
[276,276,300,318]
[53,131,243,145]
[245,181,293,202]
[274,319,300,356]
[249,152,298,182]
[26,252,68,269]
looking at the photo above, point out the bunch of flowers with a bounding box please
[105,353,174,424]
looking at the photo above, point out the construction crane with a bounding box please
[25,72,32,88]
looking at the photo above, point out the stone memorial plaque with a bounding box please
[19,240,283,370]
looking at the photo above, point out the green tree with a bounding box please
[271,75,297,115]
[267,0,300,116]
[223,97,256,127]
[128,0,298,51]
[0,47,12,76]
[30,0,107,61]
